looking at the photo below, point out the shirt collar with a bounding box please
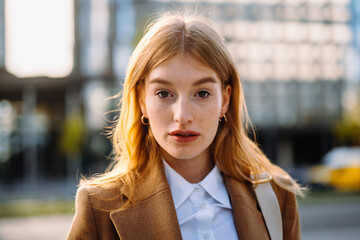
[199,165,232,209]
[163,160,194,209]
[163,160,231,210]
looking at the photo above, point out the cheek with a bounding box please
[146,98,167,119]
[200,100,222,130]
[145,99,170,135]
[198,98,222,119]
[197,106,221,133]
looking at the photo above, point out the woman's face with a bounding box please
[140,54,231,163]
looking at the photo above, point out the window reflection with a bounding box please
[5,0,73,77]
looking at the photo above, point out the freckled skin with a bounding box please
[140,54,231,182]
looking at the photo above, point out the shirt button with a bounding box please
[202,233,210,239]
[200,203,207,209]
[194,187,202,193]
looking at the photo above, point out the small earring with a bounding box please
[219,114,227,123]
[141,115,150,125]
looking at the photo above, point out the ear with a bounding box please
[221,84,231,117]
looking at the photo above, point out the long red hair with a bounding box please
[81,12,304,206]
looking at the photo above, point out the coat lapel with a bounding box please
[109,163,182,240]
[224,175,270,240]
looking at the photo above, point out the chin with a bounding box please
[166,147,208,161]
[168,152,197,160]
[160,147,195,160]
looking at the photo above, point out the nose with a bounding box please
[173,96,193,124]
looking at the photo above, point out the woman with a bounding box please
[67,12,303,240]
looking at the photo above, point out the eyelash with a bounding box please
[195,90,211,99]
[155,90,211,99]
[155,90,173,99]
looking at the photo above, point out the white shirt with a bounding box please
[163,160,238,240]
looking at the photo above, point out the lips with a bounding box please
[169,130,200,143]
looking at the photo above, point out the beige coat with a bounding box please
[67,163,300,240]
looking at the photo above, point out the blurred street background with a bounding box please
[0,0,360,239]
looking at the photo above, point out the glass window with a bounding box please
[5,0,74,77]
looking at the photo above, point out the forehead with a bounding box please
[146,54,221,85]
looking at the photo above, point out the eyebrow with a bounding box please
[149,77,218,86]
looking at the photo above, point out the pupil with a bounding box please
[199,91,206,97]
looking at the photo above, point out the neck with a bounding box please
[162,150,214,183]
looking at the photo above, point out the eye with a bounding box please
[156,90,172,99]
[195,90,210,98]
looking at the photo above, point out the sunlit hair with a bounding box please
[82,12,304,204]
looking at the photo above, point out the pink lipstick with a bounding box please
[169,130,200,143]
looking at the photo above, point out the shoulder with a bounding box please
[247,171,298,214]
[76,184,122,198]
[271,178,301,239]
[68,185,124,239]
[75,184,127,212]
[270,178,298,208]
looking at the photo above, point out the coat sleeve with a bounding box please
[282,190,301,240]
[67,187,98,240]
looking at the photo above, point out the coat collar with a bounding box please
[224,175,270,240]
[110,162,269,240]
[109,161,182,239]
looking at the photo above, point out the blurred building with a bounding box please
[0,0,359,187]
[139,0,360,170]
